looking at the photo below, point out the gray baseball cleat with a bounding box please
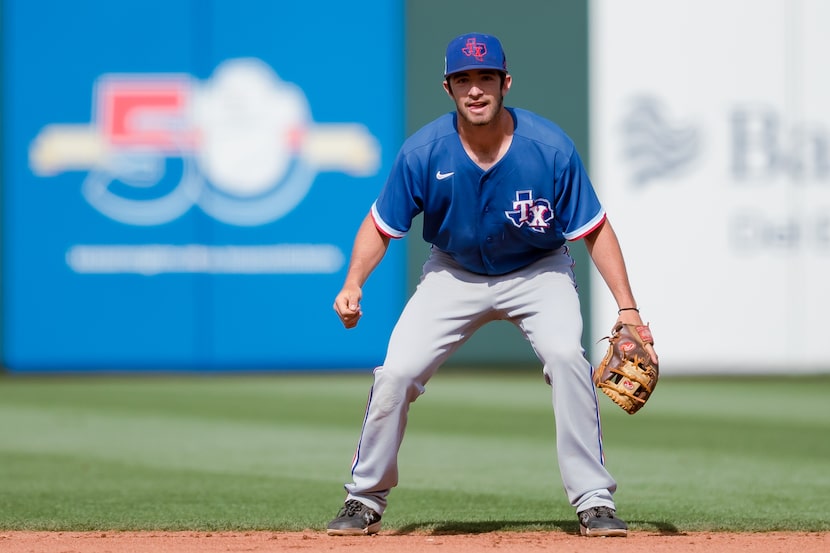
[326,499,382,536]
[578,506,628,537]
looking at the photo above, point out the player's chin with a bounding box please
[462,108,496,126]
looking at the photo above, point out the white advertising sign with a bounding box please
[590,0,830,373]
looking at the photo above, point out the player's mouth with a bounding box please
[466,101,489,114]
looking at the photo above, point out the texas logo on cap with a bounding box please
[444,32,508,77]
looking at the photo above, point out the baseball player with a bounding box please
[327,32,658,538]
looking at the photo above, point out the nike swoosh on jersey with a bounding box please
[436,170,455,180]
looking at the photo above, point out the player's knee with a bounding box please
[539,344,587,375]
[372,366,426,409]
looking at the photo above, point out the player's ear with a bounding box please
[443,79,453,98]
[502,74,512,95]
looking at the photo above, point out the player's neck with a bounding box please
[457,108,514,171]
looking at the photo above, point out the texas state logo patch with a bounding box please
[504,190,554,233]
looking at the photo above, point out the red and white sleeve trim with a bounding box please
[565,211,607,241]
[370,202,406,239]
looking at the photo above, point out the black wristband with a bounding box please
[618,307,639,314]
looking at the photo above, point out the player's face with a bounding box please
[444,69,511,127]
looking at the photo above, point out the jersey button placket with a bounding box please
[480,173,499,271]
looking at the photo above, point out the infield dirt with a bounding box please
[2,531,828,552]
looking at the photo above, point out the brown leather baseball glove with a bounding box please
[594,322,659,414]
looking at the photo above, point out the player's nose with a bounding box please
[467,85,484,98]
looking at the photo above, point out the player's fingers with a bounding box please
[333,290,357,313]
[645,343,659,365]
[339,307,362,328]
[333,291,362,328]
[343,312,361,329]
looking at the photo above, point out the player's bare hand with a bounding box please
[617,310,659,365]
[333,287,363,329]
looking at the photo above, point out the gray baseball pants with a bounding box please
[343,246,617,514]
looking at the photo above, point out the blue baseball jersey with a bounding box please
[371,107,606,275]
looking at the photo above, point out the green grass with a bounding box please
[0,371,828,533]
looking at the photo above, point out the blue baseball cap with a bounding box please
[443,32,508,78]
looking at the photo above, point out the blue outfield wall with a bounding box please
[1,0,406,371]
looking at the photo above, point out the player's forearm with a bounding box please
[583,218,638,310]
[343,213,391,288]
